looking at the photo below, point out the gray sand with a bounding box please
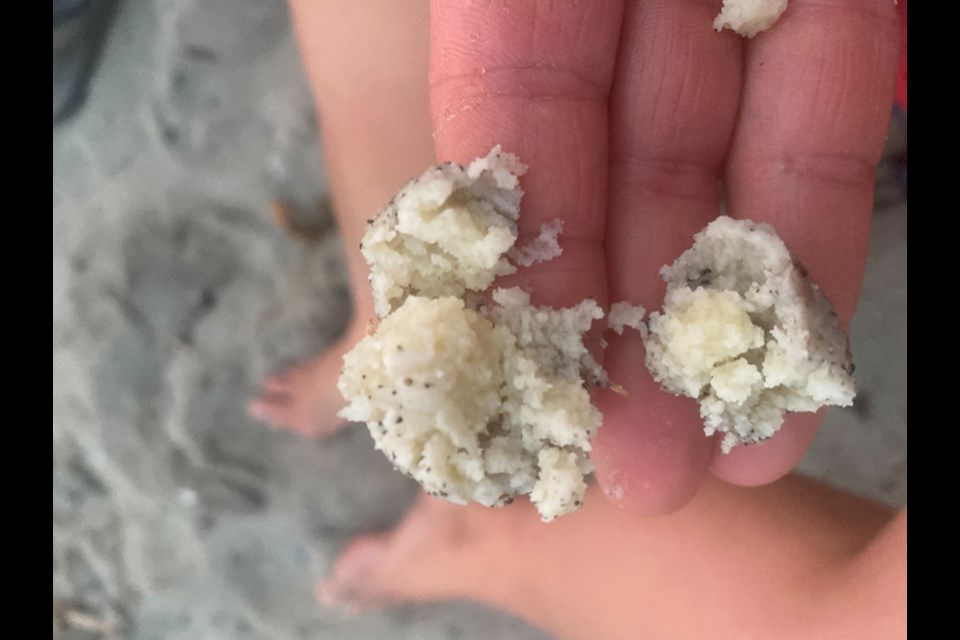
[52,1,906,638]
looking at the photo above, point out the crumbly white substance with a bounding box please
[608,302,647,337]
[713,0,788,38]
[509,219,565,268]
[340,148,607,522]
[644,216,855,453]
[361,146,527,318]
[338,291,602,521]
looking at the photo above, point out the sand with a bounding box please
[52,1,906,638]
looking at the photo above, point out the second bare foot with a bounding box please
[248,324,368,438]
[317,493,526,613]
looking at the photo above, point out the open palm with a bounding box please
[430,0,900,513]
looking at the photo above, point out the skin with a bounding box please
[248,0,434,437]
[322,480,905,640]
[429,0,900,512]
[255,0,900,509]
[247,1,905,637]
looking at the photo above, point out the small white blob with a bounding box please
[608,301,647,337]
[509,218,565,268]
[713,0,789,38]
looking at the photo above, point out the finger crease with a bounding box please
[611,155,720,205]
[431,64,609,104]
[768,151,875,191]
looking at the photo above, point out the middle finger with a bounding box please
[594,0,744,513]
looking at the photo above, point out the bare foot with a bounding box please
[312,479,901,640]
[248,324,368,437]
[317,494,524,613]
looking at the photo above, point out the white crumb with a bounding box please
[644,216,855,453]
[713,0,788,38]
[338,290,602,521]
[608,302,647,337]
[508,219,564,268]
[361,146,527,318]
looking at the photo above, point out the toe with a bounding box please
[318,533,396,613]
[248,354,349,437]
[262,373,293,395]
[247,392,289,429]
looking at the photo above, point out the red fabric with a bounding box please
[895,0,907,113]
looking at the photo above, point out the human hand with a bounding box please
[430,0,900,514]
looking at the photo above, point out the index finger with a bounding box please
[430,0,624,307]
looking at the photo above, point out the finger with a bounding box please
[430,0,624,307]
[714,0,900,484]
[593,0,743,513]
[710,412,821,486]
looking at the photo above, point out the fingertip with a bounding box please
[593,456,707,516]
[592,334,713,516]
[709,411,822,486]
